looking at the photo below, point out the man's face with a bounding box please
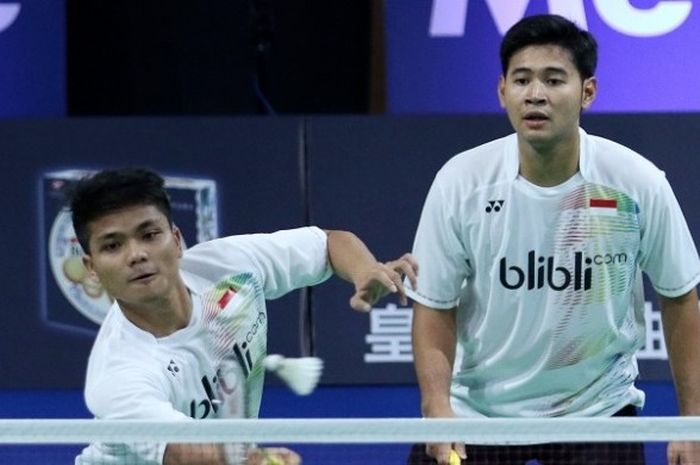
[498,44,596,149]
[82,204,183,310]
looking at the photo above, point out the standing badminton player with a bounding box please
[71,168,418,465]
[406,14,700,465]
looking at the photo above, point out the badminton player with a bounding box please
[406,14,700,465]
[71,168,418,465]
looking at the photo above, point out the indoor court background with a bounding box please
[1,1,699,464]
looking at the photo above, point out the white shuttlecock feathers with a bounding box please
[263,354,323,395]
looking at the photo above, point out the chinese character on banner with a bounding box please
[637,301,667,360]
[364,301,669,363]
[364,303,413,363]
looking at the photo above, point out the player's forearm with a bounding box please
[412,303,457,417]
[164,443,227,465]
[325,230,378,283]
[660,288,700,416]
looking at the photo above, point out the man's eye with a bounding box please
[101,242,120,252]
[144,230,162,240]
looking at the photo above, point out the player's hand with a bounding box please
[668,440,700,464]
[426,442,467,465]
[247,447,301,465]
[349,253,418,312]
[422,406,466,464]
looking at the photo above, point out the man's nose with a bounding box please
[126,240,148,265]
[525,81,546,104]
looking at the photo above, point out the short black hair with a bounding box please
[500,14,597,79]
[70,168,173,253]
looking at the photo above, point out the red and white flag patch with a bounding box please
[589,198,618,216]
[217,287,237,309]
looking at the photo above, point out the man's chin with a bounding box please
[119,287,166,305]
[520,130,555,146]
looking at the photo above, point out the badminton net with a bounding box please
[1,417,699,464]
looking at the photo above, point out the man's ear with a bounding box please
[497,75,507,108]
[581,76,597,110]
[82,254,100,283]
[172,225,184,258]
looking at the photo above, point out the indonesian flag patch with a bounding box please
[589,198,618,216]
[217,287,237,309]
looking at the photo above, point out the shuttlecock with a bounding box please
[263,354,323,395]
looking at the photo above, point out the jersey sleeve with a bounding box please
[82,368,189,465]
[86,368,190,421]
[639,176,700,297]
[183,226,333,299]
[406,170,470,309]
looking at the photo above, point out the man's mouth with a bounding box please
[130,272,156,283]
[524,112,549,121]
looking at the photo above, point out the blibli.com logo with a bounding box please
[499,250,628,291]
[429,0,692,38]
[0,3,20,33]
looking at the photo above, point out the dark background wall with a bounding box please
[66,0,376,115]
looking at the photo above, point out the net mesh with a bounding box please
[1,417,699,464]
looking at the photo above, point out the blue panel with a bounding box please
[387,0,700,113]
[308,116,512,383]
[0,0,65,116]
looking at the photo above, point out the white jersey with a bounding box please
[407,129,700,418]
[76,227,332,465]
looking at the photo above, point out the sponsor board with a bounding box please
[41,170,218,333]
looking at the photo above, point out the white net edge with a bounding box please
[1,417,700,444]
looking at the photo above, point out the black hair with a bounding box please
[500,14,597,79]
[70,168,173,253]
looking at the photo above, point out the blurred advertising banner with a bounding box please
[41,170,218,334]
[386,0,698,113]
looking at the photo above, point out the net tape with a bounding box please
[2,417,700,444]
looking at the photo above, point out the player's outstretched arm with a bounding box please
[412,302,466,465]
[164,443,226,465]
[165,444,300,465]
[325,230,417,312]
[660,288,700,465]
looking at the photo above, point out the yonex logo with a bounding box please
[485,200,504,213]
[167,359,180,377]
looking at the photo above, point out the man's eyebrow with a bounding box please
[510,66,569,75]
[134,218,161,231]
[94,218,162,242]
[510,67,533,74]
[542,66,569,74]
[94,231,120,242]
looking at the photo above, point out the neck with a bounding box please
[119,280,192,338]
[518,132,580,187]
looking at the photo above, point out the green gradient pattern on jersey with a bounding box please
[545,184,641,370]
[556,184,640,304]
[200,272,267,418]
